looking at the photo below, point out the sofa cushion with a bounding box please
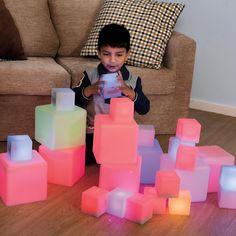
[4,0,59,57]
[48,0,104,57]
[56,57,175,95]
[0,57,71,96]
[80,0,184,70]
[0,0,26,60]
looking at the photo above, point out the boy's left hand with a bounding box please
[117,71,136,101]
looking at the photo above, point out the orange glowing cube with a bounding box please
[169,190,191,215]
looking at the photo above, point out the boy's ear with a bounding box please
[126,49,131,60]
[97,49,101,59]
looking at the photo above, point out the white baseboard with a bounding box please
[189,99,236,117]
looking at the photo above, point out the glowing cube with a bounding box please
[0,151,47,206]
[169,190,191,215]
[109,98,134,123]
[160,154,175,171]
[81,186,109,217]
[100,73,121,99]
[176,118,201,143]
[175,145,198,170]
[51,88,75,111]
[168,136,195,161]
[38,144,85,186]
[143,187,167,214]
[7,135,32,161]
[155,170,180,197]
[139,139,163,184]
[35,104,86,150]
[176,160,210,202]
[218,166,236,209]
[93,115,138,165]
[198,145,235,192]
[138,124,155,147]
[125,193,153,224]
[99,156,141,193]
[107,188,133,218]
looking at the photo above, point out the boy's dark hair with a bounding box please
[98,23,130,51]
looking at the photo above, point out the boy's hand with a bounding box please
[84,81,105,97]
[117,71,136,101]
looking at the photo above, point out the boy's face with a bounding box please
[98,46,130,73]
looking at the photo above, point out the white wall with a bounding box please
[170,0,236,116]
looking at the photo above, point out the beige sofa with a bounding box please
[0,0,196,141]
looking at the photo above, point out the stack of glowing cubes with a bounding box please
[218,166,236,209]
[138,125,163,184]
[35,88,86,186]
[160,118,211,203]
[0,135,47,206]
[94,98,141,193]
[82,98,155,224]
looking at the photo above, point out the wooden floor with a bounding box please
[0,109,236,236]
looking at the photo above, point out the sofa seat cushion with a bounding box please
[0,57,71,96]
[56,57,175,95]
[5,0,59,57]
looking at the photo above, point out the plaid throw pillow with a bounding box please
[80,0,184,70]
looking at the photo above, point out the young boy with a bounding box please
[73,23,150,164]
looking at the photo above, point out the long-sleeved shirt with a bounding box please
[72,63,150,133]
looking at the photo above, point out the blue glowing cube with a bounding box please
[7,135,32,161]
[51,88,75,111]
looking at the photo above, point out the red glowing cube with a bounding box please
[39,144,85,186]
[99,156,141,193]
[109,98,134,122]
[0,151,47,206]
[175,145,198,170]
[81,186,109,217]
[93,114,138,164]
[125,193,153,224]
[176,118,201,143]
[169,190,191,215]
[143,187,167,214]
[155,170,180,197]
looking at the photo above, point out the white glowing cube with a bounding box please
[35,104,86,150]
[51,88,75,111]
[7,135,32,161]
[107,188,133,218]
[138,124,155,147]
[218,166,236,209]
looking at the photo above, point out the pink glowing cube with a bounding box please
[99,156,141,193]
[169,190,191,215]
[176,118,201,143]
[155,170,180,198]
[0,151,47,206]
[176,160,210,202]
[138,124,155,147]
[38,144,85,186]
[81,186,109,217]
[160,154,175,171]
[198,145,235,192]
[109,98,134,122]
[107,188,133,218]
[175,145,198,170]
[143,187,167,214]
[93,114,138,164]
[125,193,153,224]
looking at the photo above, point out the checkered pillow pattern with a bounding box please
[80,0,184,70]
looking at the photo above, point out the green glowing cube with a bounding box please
[35,104,86,150]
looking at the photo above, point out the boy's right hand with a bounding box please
[84,81,105,97]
